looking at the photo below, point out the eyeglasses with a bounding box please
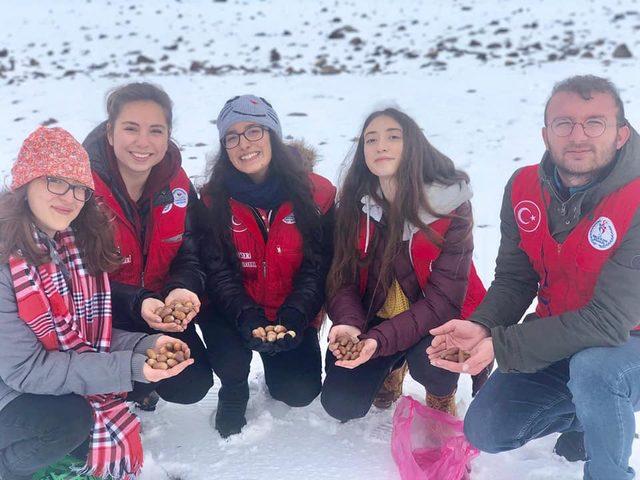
[549,117,609,138]
[46,176,94,202]
[222,125,267,149]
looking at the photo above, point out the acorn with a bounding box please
[145,344,191,370]
[334,336,364,360]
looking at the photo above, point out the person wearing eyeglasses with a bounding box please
[82,82,214,412]
[428,75,640,480]
[198,95,336,437]
[0,127,193,480]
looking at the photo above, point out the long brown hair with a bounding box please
[326,108,469,297]
[199,131,322,262]
[0,186,121,274]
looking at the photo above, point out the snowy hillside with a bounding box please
[1,1,640,479]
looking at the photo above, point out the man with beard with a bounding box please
[427,75,640,480]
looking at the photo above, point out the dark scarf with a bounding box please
[223,166,288,210]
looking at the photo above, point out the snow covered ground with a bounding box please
[1,1,640,478]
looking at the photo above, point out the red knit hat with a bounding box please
[11,126,94,191]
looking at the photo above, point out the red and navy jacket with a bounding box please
[202,173,336,328]
[83,122,204,330]
[357,214,486,320]
[512,164,640,331]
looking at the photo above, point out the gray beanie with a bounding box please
[216,95,282,140]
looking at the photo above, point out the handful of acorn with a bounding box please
[438,347,471,363]
[252,324,297,343]
[154,301,196,326]
[145,342,191,370]
[330,337,364,361]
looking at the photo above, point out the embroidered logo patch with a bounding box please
[162,203,173,214]
[588,216,617,251]
[231,215,247,233]
[283,213,296,224]
[172,188,189,208]
[514,200,542,233]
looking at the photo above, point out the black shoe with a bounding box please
[212,383,249,438]
[471,362,492,397]
[129,390,160,412]
[213,407,247,438]
[554,431,587,462]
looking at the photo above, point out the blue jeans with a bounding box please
[464,336,640,480]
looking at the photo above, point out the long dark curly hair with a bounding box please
[199,131,322,262]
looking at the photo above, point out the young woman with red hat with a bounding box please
[198,95,336,437]
[0,126,192,479]
[83,83,213,410]
[321,108,489,421]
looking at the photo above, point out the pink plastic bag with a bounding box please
[391,395,479,480]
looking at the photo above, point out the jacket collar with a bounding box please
[360,181,472,241]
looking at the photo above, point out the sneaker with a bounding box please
[31,455,99,480]
[426,389,457,417]
[554,431,586,462]
[373,362,409,409]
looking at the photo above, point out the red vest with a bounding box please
[229,173,336,323]
[357,214,486,319]
[93,169,191,293]
[512,165,640,329]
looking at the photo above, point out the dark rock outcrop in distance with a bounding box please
[2,2,638,85]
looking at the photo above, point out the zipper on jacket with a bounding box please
[250,207,272,242]
[261,260,268,307]
[141,270,145,288]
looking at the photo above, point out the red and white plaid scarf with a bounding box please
[9,228,143,479]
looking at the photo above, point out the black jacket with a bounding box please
[199,197,334,327]
[198,146,334,328]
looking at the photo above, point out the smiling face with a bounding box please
[225,121,272,183]
[363,115,404,181]
[107,100,169,181]
[542,91,630,185]
[26,176,85,237]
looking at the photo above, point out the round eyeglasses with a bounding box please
[549,118,608,138]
